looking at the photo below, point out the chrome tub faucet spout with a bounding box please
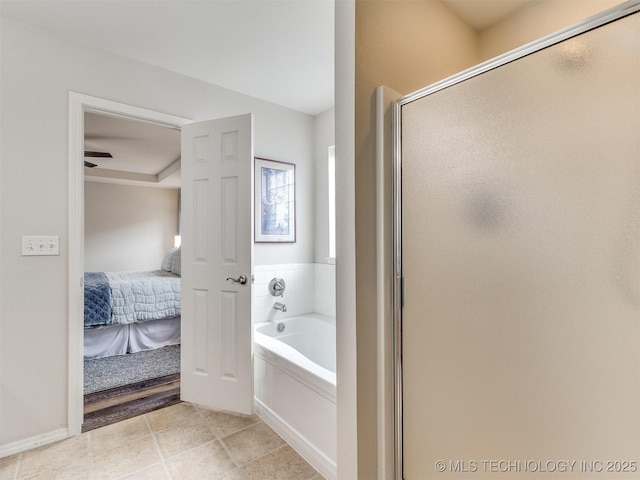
[273,302,287,312]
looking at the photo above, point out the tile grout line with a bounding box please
[5,403,323,480]
[12,453,22,480]
[149,404,250,479]
[194,405,250,479]
[142,403,321,480]
[142,414,174,480]
[235,423,325,480]
[90,420,161,480]
[205,407,321,479]
[113,461,168,480]
[221,425,289,474]
[87,430,95,480]
[237,442,324,480]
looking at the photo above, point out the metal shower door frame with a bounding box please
[391,2,640,478]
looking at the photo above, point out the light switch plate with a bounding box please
[21,236,60,256]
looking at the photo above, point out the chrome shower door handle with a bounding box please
[226,274,248,285]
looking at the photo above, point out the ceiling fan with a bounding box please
[84,150,113,168]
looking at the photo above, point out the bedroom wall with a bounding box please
[84,182,179,272]
[0,16,315,450]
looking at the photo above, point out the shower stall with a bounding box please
[393,3,640,479]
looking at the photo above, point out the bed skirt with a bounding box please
[84,316,181,360]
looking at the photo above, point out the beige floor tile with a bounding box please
[243,445,318,480]
[0,455,19,480]
[166,440,236,479]
[7,402,325,480]
[146,402,199,432]
[223,422,286,465]
[89,415,150,454]
[199,408,261,438]
[218,468,250,480]
[17,435,89,478]
[154,423,216,458]
[118,462,170,480]
[17,459,90,480]
[92,435,161,480]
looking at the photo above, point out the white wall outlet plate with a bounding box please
[21,236,60,256]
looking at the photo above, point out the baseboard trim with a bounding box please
[0,428,69,459]
[254,398,337,480]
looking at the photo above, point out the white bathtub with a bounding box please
[254,313,336,480]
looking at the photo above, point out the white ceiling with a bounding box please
[0,0,537,117]
[84,112,182,188]
[0,0,335,116]
[1,0,535,188]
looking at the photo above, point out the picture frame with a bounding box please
[254,157,296,243]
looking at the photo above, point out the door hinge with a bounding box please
[401,276,406,308]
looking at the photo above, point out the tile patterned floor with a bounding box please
[0,403,324,480]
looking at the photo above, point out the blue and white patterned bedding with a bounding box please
[84,272,111,327]
[84,270,181,328]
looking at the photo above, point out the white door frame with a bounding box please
[67,92,191,435]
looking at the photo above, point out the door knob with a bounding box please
[226,274,248,285]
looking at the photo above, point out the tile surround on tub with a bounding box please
[314,263,336,318]
[253,263,335,323]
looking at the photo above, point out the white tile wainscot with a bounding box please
[253,263,335,323]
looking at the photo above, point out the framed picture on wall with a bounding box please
[254,157,296,243]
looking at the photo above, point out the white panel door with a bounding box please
[181,114,254,414]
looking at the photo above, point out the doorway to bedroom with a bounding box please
[82,111,183,431]
[70,94,256,437]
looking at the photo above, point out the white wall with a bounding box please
[0,16,315,450]
[254,148,315,266]
[84,182,179,272]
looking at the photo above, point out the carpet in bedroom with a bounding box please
[84,344,181,394]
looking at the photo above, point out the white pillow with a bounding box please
[171,246,181,276]
[161,247,178,272]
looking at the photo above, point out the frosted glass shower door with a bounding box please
[399,11,639,480]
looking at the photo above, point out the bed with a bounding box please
[84,247,182,359]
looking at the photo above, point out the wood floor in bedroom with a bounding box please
[82,373,181,432]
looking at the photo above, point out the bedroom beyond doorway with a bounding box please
[82,108,184,431]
